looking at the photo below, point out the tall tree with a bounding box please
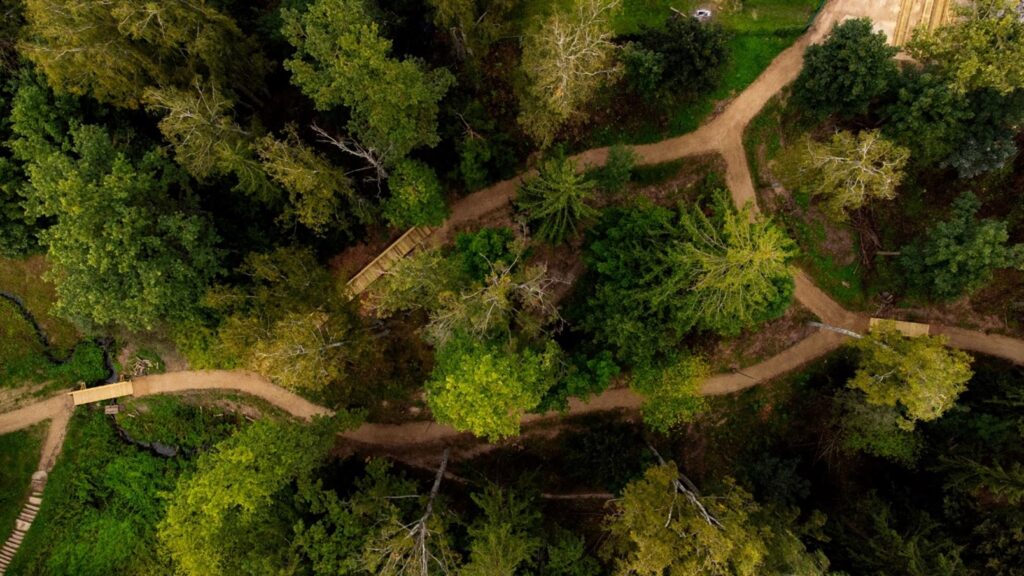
[603,462,829,575]
[793,18,898,117]
[518,0,621,146]
[426,334,562,440]
[282,0,454,164]
[427,0,517,62]
[621,14,728,100]
[901,192,1024,299]
[145,80,278,200]
[23,124,220,330]
[159,419,340,576]
[206,248,377,395]
[516,155,598,244]
[257,126,361,235]
[20,0,266,108]
[788,130,910,220]
[461,485,542,576]
[848,324,973,425]
[650,191,796,337]
[908,0,1024,95]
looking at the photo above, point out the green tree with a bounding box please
[205,248,377,395]
[651,191,796,337]
[293,457,459,576]
[517,155,597,244]
[623,14,728,99]
[427,0,517,62]
[518,0,621,146]
[944,456,1024,505]
[462,485,542,576]
[578,202,680,365]
[257,126,361,235]
[382,159,449,228]
[908,0,1024,95]
[848,324,973,425]
[426,334,562,440]
[144,80,278,200]
[630,353,709,433]
[24,124,220,329]
[159,419,339,576]
[788,130,910,220]
[603,463,828,575]
[832,390,922,466]
[901,192,1024,299]
[592,144,636,194]
[20,0,265,108]
[282,0,454,162]
[793,18,898,117]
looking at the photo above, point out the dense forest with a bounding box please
[1,0,1023,574]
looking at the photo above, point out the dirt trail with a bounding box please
[7,0,1024,457]
[132,370,334,420]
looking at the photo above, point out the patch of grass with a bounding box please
[629,158,687,186]
[0,424,44,539]
[588,0,822,145]
[0,335,108,390]
[115,395,246,451]
[0,256,80,352]
[790,218,866,308]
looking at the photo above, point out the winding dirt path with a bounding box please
[4,0,1024,456]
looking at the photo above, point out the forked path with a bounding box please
[3,0,1024,453]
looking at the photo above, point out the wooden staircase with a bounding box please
[0,472,46,574]
[346,227,435,295]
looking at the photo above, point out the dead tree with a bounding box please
[369,449,456,576]
[646,443,724,529]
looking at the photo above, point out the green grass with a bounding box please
[116,396,245,451]
[0,256,80,352]
[790,214,866,308]
[0,256,107,389]
[0,424,44,541]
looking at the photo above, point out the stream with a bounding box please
[0,291,118,385]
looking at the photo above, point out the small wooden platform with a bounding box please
[69,382,134,406]
[870,317,931,337]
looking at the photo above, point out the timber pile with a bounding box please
[893,0,953,45]
[346,226,434,295]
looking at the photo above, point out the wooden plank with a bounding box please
[69,382,134,406]
[870,318,931,337]
[345,226,434,295]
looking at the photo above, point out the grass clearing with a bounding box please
[0,424,44,541]
[587,0,822,145]
[0,256,79,352]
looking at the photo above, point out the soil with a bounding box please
[704,303,819,373]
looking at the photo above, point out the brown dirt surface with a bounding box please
[705,303,818,373]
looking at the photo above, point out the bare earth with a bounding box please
[3,0,1024,457]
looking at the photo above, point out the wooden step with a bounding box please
[28,496,41,506]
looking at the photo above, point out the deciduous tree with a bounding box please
[603,462,828,575]
[426,334,562,440]
[908,0,1024,95]
[630,353,709,432]
[20,0,266,108]
[24,124,220,330]
[790,130,910,220]
[793,18,898,117]
[282,0,454,163]
[257,126,360,235]
[621,14,728,100]
[848,324,973,424]
[518,0,621,146]
[159,419,340,576]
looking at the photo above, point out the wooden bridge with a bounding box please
[345,226,435,295]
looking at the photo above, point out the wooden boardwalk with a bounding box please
[345,227,434,295]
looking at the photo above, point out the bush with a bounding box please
[453,227,517,281]
[623,15,728,99]
[592,144,637,194]
[383,159,449,228]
